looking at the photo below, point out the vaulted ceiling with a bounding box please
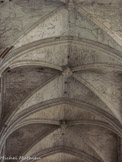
[0,0,122,162]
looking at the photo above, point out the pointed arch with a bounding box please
[1,98,121,151]
[72,73,122,122]
[1,36,122,76]
[72,63,122,73]
[75,4,122,47]
[26,146,101,162]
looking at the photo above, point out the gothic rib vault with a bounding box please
[0,0,122,162]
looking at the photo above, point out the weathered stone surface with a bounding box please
[2,66,57,120]
[6,124,57,162]
[0,0,63,53]
[36,153,84,162]
[0,0,122,162]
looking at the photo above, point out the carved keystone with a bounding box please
[60,120,67,129]
[62,66,72,77]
